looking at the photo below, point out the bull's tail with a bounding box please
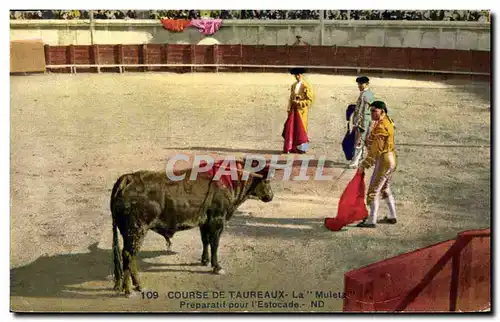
[110,174,132,213]
[110,174,131,290]
[112,218,123,289]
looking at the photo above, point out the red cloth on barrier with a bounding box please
[282,109,309,153]
[160,18,192,32]
[325,170,368,231]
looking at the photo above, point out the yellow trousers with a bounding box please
[366,151,397,224]
[298,107,308,132]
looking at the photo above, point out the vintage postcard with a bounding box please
[9,8,491,313]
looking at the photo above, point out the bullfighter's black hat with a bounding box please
[290,67,306,75]
[370,100,388,114]
[356,76,370,84]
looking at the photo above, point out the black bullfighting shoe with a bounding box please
[356,221,376,228]
[377,217,397,224]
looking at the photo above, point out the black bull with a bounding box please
[110,163,274,296]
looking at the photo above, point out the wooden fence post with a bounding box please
[405,48,411,72]
[190,44,196,73]
[44,44,50,73]
[213,44,219,73]
[308,45,312,67]
[68,44,75,74]
[432,47,438,73]
[449,252,461,311]
[92,44,100,73]
[162,44,168,72]
[117,44,124,73]
[142,44,148,72]
[239,44,243,72]
[286,45,290,70]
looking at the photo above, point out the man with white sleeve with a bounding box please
[349,76,375,169]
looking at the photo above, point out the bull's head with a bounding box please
[236,157,275,203]
[249,175,274,203]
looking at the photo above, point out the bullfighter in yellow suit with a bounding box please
[283,67,314,153]
[288,68,313,131]
[357,101,398,228]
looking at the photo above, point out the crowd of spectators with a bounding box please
[10,10,490,22]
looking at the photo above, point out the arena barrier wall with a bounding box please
[41,44,491,76]
[10,19,491,50]
[343,228,491,312]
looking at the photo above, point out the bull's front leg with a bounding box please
[209,215,225,275]
[199,223,210,266]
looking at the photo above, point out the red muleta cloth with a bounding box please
[325,170,368,231]
[198,159,243,189]
[160,18,192,32]
[282,109,309,153]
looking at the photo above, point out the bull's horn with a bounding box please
[235,168,264,179]
[250,172,264,179]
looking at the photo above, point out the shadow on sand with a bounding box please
[226,215,335,239]
[10,243,217,299]
[11,214,342,300]
[12,210,482,300]
[163,146,283,155]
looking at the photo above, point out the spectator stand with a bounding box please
[10,10,491,22]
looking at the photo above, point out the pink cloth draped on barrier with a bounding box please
[189,19,223,35]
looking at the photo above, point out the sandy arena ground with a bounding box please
[10,72,491,312]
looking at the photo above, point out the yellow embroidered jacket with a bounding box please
[361,116,396,169]
[287,80,314,132]
[287,80,314,112]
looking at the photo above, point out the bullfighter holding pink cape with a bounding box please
[282,68,314,154]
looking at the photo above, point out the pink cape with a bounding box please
[189,19,223,35]
[325,170,368,231]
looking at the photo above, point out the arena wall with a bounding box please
[10,19,491,51]
[343,229,491,312]
[40,44,490,76]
